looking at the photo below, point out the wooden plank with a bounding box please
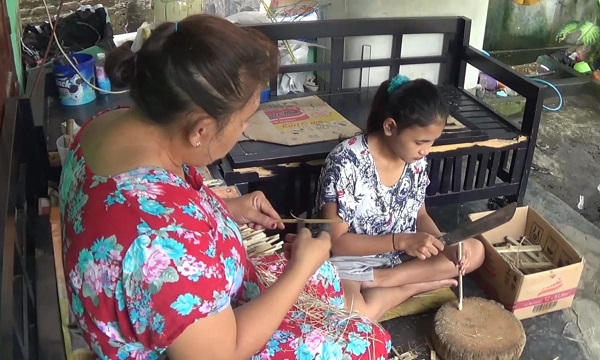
[463,154,476,190]
[440,158,453,194]
[389,34,403,79]
[509,148,527,183]
[49,208,74,360]
[452,156,462,193]
[210,185,241,199]
[427,158,442,196]
[487,151,502,187]
[330,37,345,92]
[499,150,509,172]
[475,152,490,188]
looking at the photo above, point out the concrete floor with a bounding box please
[487,92,600,228]
[531,94,600,228]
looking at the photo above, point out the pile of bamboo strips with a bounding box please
[252,256,388,351]
[494,236,555,274]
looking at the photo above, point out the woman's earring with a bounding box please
[195,141,202,148]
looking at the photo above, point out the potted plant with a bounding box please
[556,0,600,67]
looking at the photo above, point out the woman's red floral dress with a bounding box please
[60,125,391,360]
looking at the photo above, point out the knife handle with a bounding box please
[309,223,332,237]
[398,252,416,263]
[397,235,448,263]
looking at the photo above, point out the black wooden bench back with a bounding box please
[245,17,545,207]
[248,17,472,98]
[248,17,543,132]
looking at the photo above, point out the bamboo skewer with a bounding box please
[458,242,464,311]
[496,245,542,253]
[278,218,343,224]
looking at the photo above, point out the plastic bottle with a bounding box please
[95,53,112,95]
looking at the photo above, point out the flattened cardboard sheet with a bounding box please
[240,96,362,146]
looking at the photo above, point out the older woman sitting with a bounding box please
[60,14,391,360]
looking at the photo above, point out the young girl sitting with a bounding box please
[315,75,485,321]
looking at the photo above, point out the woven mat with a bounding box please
[379,287,457,323]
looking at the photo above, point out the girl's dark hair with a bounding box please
[365,78,449,134]
[105,15,278,128]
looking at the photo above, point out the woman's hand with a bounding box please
[283,228,331,273]
[225,191,284,230]
[443,240,475,275]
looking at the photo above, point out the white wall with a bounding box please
[322,0,490,89]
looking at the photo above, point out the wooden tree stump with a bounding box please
[432,297,526,360]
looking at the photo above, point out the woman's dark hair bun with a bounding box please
[102,15,278,128]
[105,40,136,88]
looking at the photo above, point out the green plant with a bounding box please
[556,0,600,48]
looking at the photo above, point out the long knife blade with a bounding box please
[397,202,517,263]
[439,202,517,245]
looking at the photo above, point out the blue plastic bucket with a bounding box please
[53,53,96,106]
[260,88,271,103]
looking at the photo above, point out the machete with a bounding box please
[397,202,517,263]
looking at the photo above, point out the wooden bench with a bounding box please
[220,17,544,216]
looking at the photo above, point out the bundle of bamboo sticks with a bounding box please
[240,225,283,257]
[238,218,343,257]
[494,236,555,274]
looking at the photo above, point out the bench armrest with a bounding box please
[462,46,545,135]
[463,46,544,100]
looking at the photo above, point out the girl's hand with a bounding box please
[443,240,475,275]
[225,191,284,230]
[401,232,445,260]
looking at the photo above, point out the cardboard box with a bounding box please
[240,96,361,146]
[469,206,584,320]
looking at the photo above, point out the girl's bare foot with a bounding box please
[411,278,458,293]
[351,278,458,321]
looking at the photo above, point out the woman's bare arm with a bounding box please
[167,262,312,360]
